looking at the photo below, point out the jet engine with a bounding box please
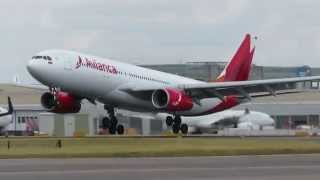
[41,92,81,113]
[151,88,193,111]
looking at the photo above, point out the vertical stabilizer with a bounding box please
[235,47,255,81]
[215,34,254,82]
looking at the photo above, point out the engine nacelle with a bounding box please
[41,92,81,113]
[151,88,193,112]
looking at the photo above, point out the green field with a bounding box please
[0,136,320,158]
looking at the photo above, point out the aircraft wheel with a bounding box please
[172,124,180,134]
[117,124,125,135]
[180,124,188,134]
[174,116,181,125]
[166,116,174,126]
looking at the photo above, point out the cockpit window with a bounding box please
[32,56,53,61]
[32,56,42,59]
[32,56,40,59]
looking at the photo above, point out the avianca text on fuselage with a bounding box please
[75,56,118,74]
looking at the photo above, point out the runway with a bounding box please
[1,155,320,180]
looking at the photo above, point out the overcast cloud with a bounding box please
[1,0,320,82]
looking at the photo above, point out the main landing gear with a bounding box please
[101,105,124,135]
[166,116,188,134]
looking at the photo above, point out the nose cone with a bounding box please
[27,59,37,77]
[26,60,33,73]
[26,57,53,85]
[26,59,43,80]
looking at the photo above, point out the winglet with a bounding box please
[0,97,14,117]
[7,97,13,114]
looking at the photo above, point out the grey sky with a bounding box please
[1,0,320,82]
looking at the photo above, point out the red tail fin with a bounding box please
[235,47,255,81]
[215,34,254,82]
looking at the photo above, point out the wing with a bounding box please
[123,76,320,101]
[12,75,48,91]
[13,83,48,91]
[181,76,320,100]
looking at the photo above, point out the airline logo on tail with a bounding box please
[215,34,255,82]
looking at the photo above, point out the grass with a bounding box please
[0,136,320,158]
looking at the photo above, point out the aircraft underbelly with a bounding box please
[100,89,155,112]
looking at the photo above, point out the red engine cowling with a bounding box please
[41,92,81,113]
[151,88,193,112]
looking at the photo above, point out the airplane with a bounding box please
[23,33,320,135]
[0,97,14,135]
[157,109,275,134]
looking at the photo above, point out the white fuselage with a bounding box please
[27,50,230,116]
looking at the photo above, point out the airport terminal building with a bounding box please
[1,63,320,136]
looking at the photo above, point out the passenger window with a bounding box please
[44,56,47,60]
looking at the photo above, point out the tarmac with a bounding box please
[1,154,320,180]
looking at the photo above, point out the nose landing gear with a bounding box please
[101,105,125,135]
[166,115,188,135]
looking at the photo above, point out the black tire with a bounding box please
[174,116,181,125]
[180,124,188,134]
[172,124,180,134]
[166,116,173,126]
[102,117,110,129]
[117,124,125,135]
